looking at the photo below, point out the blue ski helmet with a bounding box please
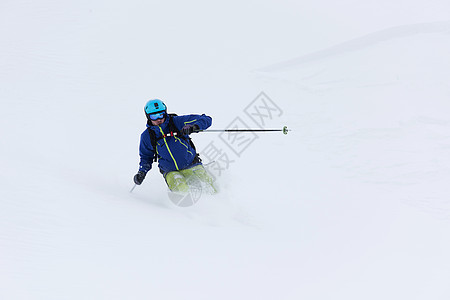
[144,99,167,119]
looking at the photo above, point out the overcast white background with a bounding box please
[1,1,450,299]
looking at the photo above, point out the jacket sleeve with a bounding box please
[138,131,154,173]
[173,114,212,131]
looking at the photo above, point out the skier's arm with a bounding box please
[138,131,154,173]
[174,114,212,131]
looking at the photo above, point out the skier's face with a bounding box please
[151,117,165,126]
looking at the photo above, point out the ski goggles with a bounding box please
[148,112,166,121]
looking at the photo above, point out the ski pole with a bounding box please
[197,126,289,135]
[130,184,137,193]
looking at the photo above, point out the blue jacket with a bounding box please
[138,114,212,174]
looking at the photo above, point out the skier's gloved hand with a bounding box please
[133,171,146,185]
[181,124,199,135]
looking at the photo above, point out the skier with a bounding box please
[133,99,216,193]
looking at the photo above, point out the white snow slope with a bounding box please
[1,1,450,299]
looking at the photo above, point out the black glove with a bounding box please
[133,171,146,185]
[181,124,199,135]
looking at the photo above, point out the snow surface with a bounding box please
[1,1,450,299]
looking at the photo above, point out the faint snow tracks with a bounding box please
[254,21,450,92]
[258,21,450,72]
[255,21,450,219]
